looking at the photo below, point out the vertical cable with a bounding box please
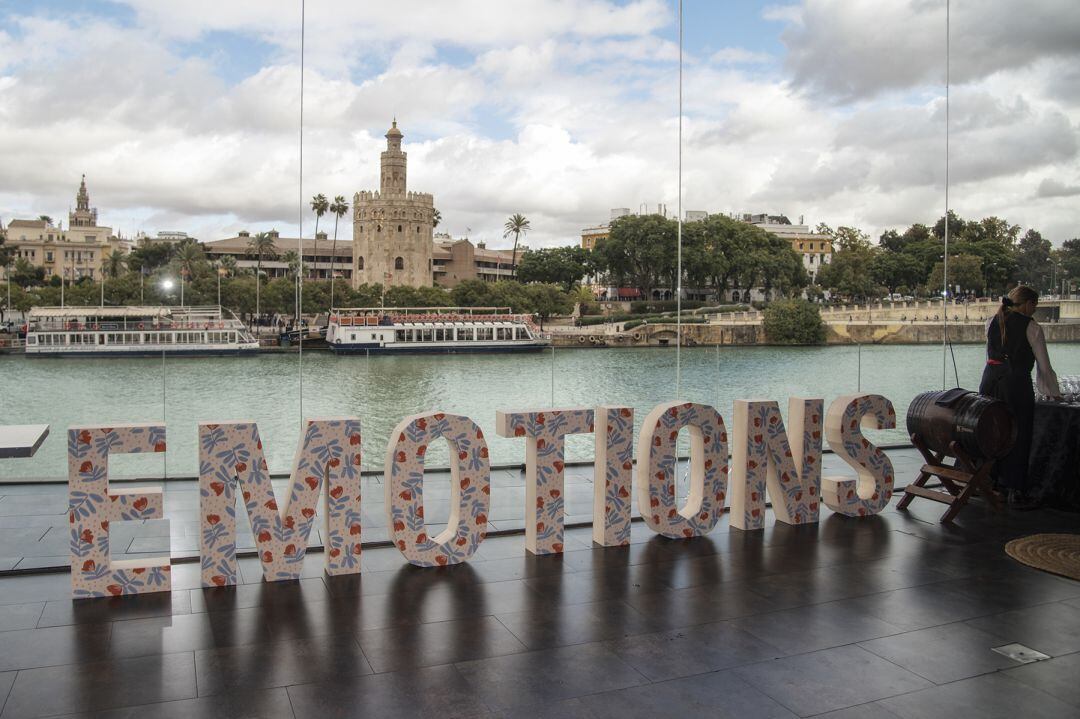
[675,0,683,399]
[942,0,950,389]
[297,0,305,427]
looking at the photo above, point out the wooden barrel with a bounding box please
[906,390,1015,460]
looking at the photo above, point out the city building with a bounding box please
[202,230,353,281]
[138,231,192,245]
[743,214,833,280]
[0,176,130,281]
[352,121,436,288]
[432,234,515,287]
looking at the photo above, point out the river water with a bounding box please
[2,343,1077,480]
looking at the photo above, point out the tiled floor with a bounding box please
[0,449,1076,717]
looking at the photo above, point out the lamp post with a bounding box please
[161,278,175,306]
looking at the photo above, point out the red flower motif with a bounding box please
[78,430,92,444]
[553,461,564,473]
[476,513,487,525]
[460,477,471,490]
[550,489,561,499]
[552,543,564,553]
[435,555,448,565]
[330,486,344,499]
[258,530,271,542]
[262,550,273,563]
[456,536,467,546]
[416,533,428,544]
[350,524,361,535]
[235,462,247,473]
[283,515,295,530]
[350,434,361,445]
[302,508,315,519]
[514,426,526,437]
[417,418,428,430]
[80,529,94,544]
[284,544,296,557]
[100,520,109,532]
[106,584,123,596]
[416,445,427,457]
[133,497,148,511]
[206,514,220,525]
[265,499,278,510]
[212,575,227,587]
[618,487,630,499]
[82,559,96,572]
[536,522,546,533]
[210,481,225,496]
[479,447,489,459]
[154,441,167,452]
[305,476,318,490]
[393,520,405,532]
[79,461,93,473]
[329,548,341,558]
[622,461,632,471]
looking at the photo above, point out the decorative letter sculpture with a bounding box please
[636,402,729,539]
[823,394,896,517]
[68,424,169,598]
[731,398,823,530]
[593,406,634,547]
[198,418,363,587]
[496,408,594,555]
[385,412,490,567]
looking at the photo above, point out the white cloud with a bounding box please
[1,0,1079,251]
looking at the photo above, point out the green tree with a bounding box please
[834,226,871,252]
[102,251,127,279]
[526,284,572,328]
[309,194,329,279]
[503,213,531,279]
[870,252,923,296]
[763,299,826,345]
[594,214,676,292]
[328,195,349,307]
[450,279,496,307]
[1057,239,1080,285]
[927,253,984,295]
[432,208,442,229]
[515,246,590,290]
[1015,228,1053,289]
[816,245,880,300]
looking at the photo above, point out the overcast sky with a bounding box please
[0,0,1077,249]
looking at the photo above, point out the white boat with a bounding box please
[327,306,551,355]
[24,306,259,357]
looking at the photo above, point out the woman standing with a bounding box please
[979,285,1061,506]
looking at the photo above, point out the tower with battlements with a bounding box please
[352,121,435,289]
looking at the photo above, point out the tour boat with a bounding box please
[326,307,551,354]
[24,306,260,357]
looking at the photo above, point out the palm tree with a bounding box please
[247,231,278,325]
[282,250,301,279]
[218,254,238,277]
[433,208,442,229]
[310,194,329,280]
[103,251,127,279]
[503,213,531,280]
[328,195,349,309]
[38,215,53,227]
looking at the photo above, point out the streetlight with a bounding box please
[161,278,175,306]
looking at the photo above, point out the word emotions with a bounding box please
[67,394,894,598]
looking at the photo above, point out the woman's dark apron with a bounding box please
[978,312,1035,491]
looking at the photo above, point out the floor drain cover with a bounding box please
[991,643,1050,664]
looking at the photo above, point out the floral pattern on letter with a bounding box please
[731,398,824,530]
[495,408,594,555]
[385,412,490,567]
[198,418,362,587]
[636,402,728,539]
[68,424,170,598]
[823,394,896,517]
[593,406,633,547]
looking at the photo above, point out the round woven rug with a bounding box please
[1005,534,1080,581]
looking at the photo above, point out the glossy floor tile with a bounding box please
[0,462,1077,717]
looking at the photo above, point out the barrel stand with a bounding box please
[897,433,1003,523]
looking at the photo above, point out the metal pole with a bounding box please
[942,0,951,389]
[550,344,555,405]
[675,0,683,400]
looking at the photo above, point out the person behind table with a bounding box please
[979,285,1061,506]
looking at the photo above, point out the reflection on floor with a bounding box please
[0,449,1076,717]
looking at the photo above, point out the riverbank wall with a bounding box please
[551,321,1080,348]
